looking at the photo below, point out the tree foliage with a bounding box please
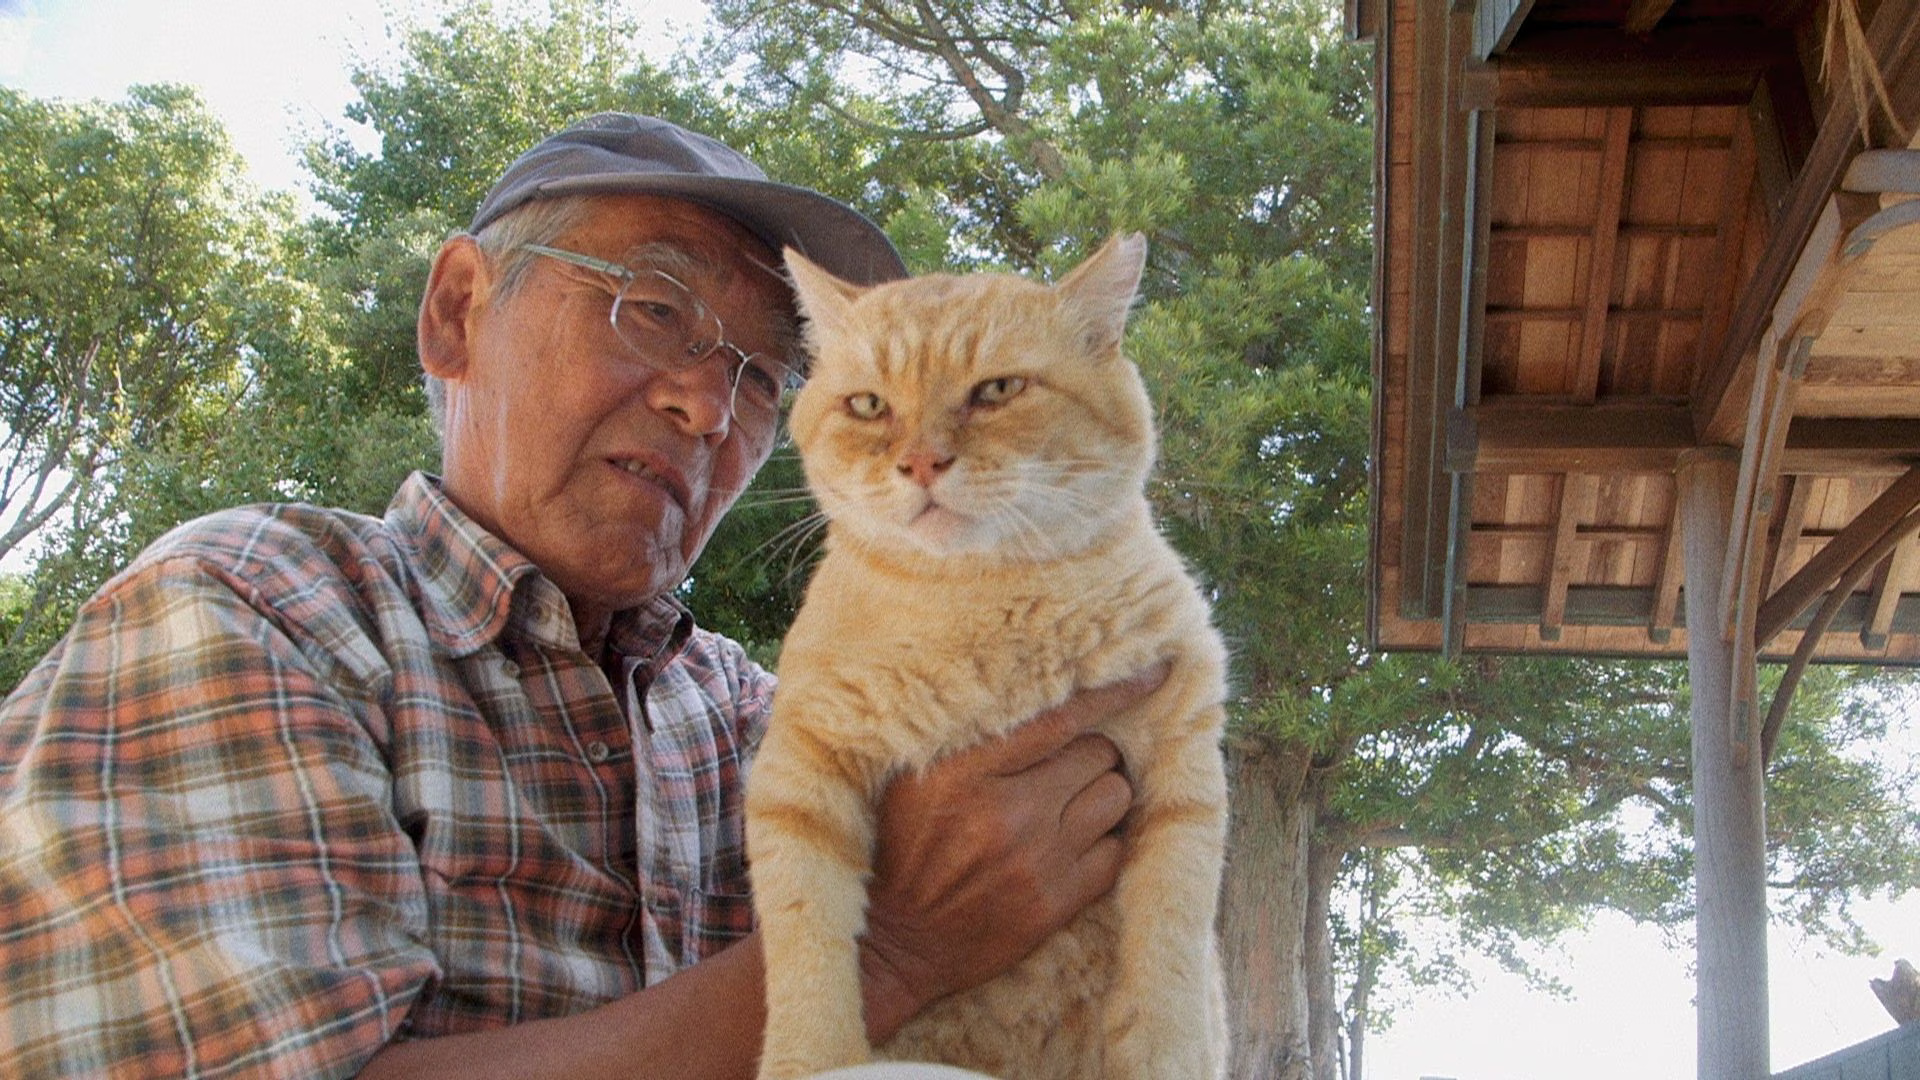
[0,84,362,684]
[0,85,262,566]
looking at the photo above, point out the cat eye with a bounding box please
[519,243,800,429]
[846,392,889,420]
[971,376,1028,407]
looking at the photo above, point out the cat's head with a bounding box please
[785,233,1154,564]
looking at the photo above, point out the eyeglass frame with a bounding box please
[517,242,803,427]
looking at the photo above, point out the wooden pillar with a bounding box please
[1679,448,1769,1080]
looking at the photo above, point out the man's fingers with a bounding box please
[976,662,1172,774]
[1062,833,1126,915]
[1058,764,1132,846]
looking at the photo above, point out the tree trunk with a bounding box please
[1339,851,1387,1080]
[1220,735,1317,1080]
[1304,835,1343,1080]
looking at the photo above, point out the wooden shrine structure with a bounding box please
[1351,0,1920,1074]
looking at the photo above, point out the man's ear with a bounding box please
[419,234,490,380]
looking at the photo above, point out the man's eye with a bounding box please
[735,357,787,404]
[617,298,687,334]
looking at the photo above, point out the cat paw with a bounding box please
[1104,1022,1223,1080]
[756,1047,873,1080]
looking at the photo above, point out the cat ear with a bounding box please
[1055,232,1147,358]
[785,247,868,355]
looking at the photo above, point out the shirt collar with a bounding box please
[386,471,694,664]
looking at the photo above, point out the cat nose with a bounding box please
[897,450,956,488]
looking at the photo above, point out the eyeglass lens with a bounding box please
[609,271,791,424]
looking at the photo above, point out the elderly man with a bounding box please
[0,114,1143,1079]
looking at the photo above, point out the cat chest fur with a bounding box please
[778,521,1219,768]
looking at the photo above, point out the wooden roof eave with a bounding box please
[1692,0,1920,442]
[1410,0,1920,661]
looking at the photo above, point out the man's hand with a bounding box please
[856,666,1167,1041]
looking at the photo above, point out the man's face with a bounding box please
[429,194,793,628]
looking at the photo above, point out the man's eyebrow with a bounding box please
[615,241,709,279]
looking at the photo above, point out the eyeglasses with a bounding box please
[520,243,801,428]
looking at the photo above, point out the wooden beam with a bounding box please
[1864,535,1919,649]
[1767,474,1811,594]
[1472,0,1535,59]
[1400,0,1464,621]
[1541,474,1594,640]
[1720,333,1804,640]
[1452,402,1695,474]
[1652,502,1686,644]
[1491,222,1718,239]
[1453,404,1920,476]
[1623,0,1678,36]
[1443,108,1500,657]
[1776,419,1920,472]
[1484,306,1702,323]
[1459,25,1793,109]
[1755,464,1920,647]
[1460,583,1920,646]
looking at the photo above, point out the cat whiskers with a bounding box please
[728,484,835,586]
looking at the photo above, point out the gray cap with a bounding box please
[470,112,907,285]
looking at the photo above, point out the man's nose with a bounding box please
[645,355,735,438]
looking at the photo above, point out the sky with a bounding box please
[3,2,1917,1078]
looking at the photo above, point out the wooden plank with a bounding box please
[1491,222,1719,238]
[1443,108,1499,657]
[1755,464,1920,647]
[1693,103,1758,394]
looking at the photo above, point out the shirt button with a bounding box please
[586,741,612,764]
[500,659,520,679]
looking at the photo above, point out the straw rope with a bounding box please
[1820,0,1913,147]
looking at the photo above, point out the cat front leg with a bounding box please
[748,724,883,1080]
[1102,701,1231,1080]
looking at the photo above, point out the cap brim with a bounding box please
[520,173,907,286]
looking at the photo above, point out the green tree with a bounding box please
[0,85,346,685]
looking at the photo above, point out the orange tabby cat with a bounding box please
[748,233,1229,1080]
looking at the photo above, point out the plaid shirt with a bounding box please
[0,472,774,1078]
